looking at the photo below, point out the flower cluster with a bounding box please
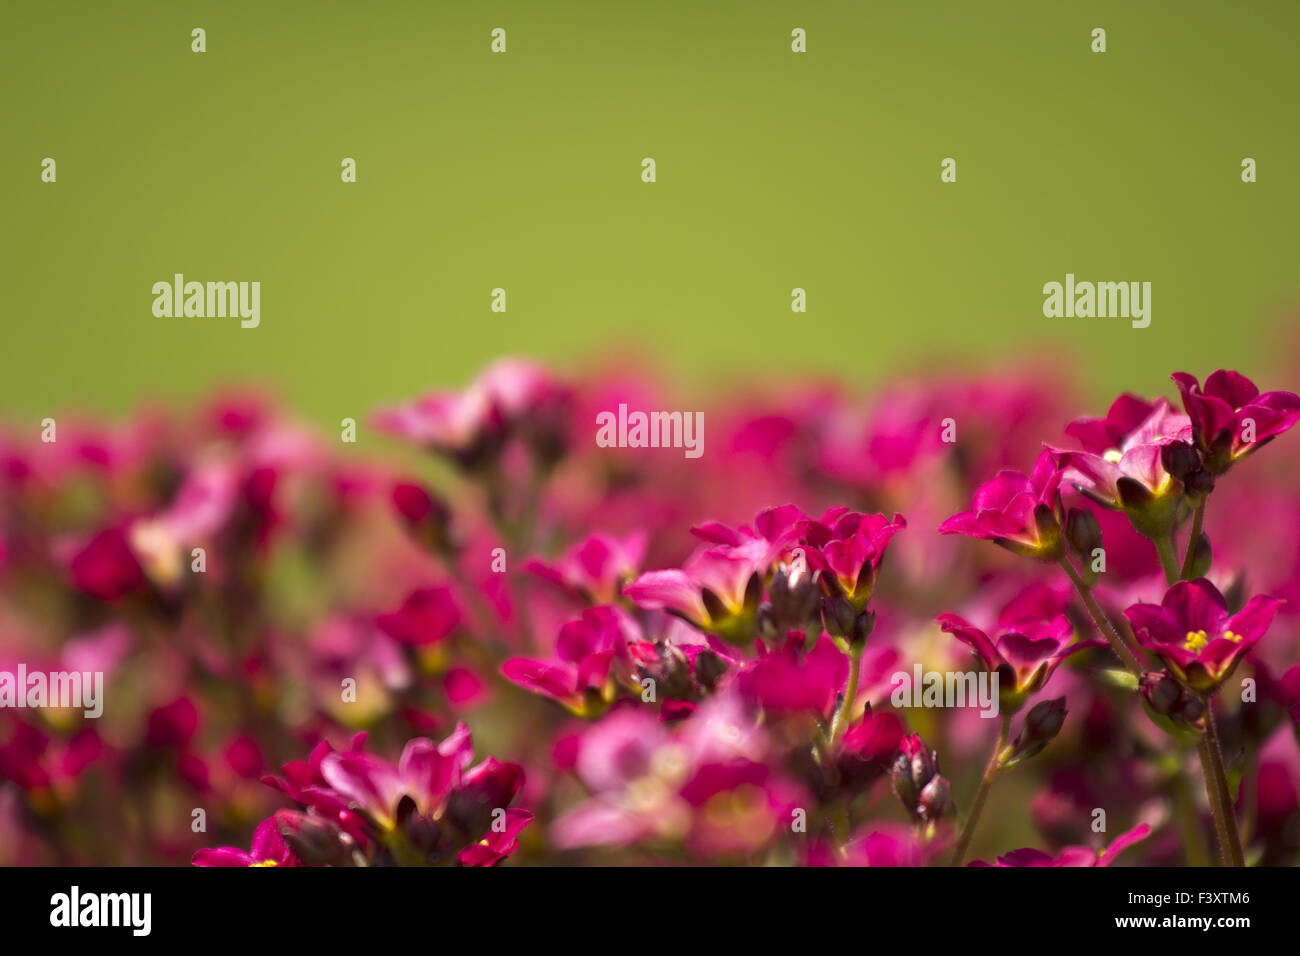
[1,357,1298,867]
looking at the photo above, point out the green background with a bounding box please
[4,0,1298,424]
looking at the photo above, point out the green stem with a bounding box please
[1198,704,1245,867]
[1179,502,1206,580]
[829,641,865,748]
[950,713,1011,867]
[1172,754,1210,866]
[1058,558,1144,677]
[1154,535,1180,585]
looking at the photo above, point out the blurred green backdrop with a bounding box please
[4,0,1298,424]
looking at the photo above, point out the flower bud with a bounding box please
[891,734,947,822]
[768,564,820,630]
[1160,441,1201,482]
[1004,697,1067,765]
[693,649,727,692]
[1065,508,1102,558]
[917,775,952,824]
[275,809,354,866]
[1141,671,1205,726]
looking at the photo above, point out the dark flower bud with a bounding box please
[822,595,858,640]
[693,649,727,691]
[1184,469,1215,498]
[275,809,354,866]
[1143,672,1182,715]
[1004,697,1067,765]
[1141,671,1205,727]
[1024,696,1067,741]
[768,564,820,630]
[1065,508,1103,558]
[1161,441,1201,482]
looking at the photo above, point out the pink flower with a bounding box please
[67,527,146,600]
[937,598,1103,711]
[501,606,633,716]
[736,633,848,715]
[1123,579,1284,693]
[373,359,570,468]
[971,823,1151,867]
[526,531,647,605]
[1172,370,1300,473]
[939,450,1065,559]
[1064,393,1162,453]
[1049,399,1191,509]
[623,538,770,644]
[192,816,300,867]
[375,586,461,646]
[806,822,938,867]
[803,510,907,610]
[291,725,533,865]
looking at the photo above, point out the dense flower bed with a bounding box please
[2,358,1297,866]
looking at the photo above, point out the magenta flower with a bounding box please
[690,503,808,551]
[623,538,769,644]
[1065,393,1161,454]
[66,526,146,600]
[1172,370,1300,473]
[837,709,906,787]
[375,586,462,646]
[192,816,300,867]
[806,822,937,867]
[736,633,848,715]
[1049,399,1191,518]
[259,726,532,866]
[525,531,648,605]
[1123,579,1284,693]
[937,608,1102,712]
[501,606,632,716]
[373,359,570,468]
[939,449,1065,559]
[803,510,907,610]
[971,823,1150,867]
[316,727,531,865]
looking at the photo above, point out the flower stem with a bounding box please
[1155,535,1180,585]
[1198,703,1245,867]
[950,713,1011,867]
[829,641,865,748]
[1179,502,1206,580]
[1171,754,1210,867]
[1058,558,1144,677]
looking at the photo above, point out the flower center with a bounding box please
[1103,449,1123,463]
[1183,629,1209,652]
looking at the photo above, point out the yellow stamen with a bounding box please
[1223,630,1242,643]
[1183,630,1209,652]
